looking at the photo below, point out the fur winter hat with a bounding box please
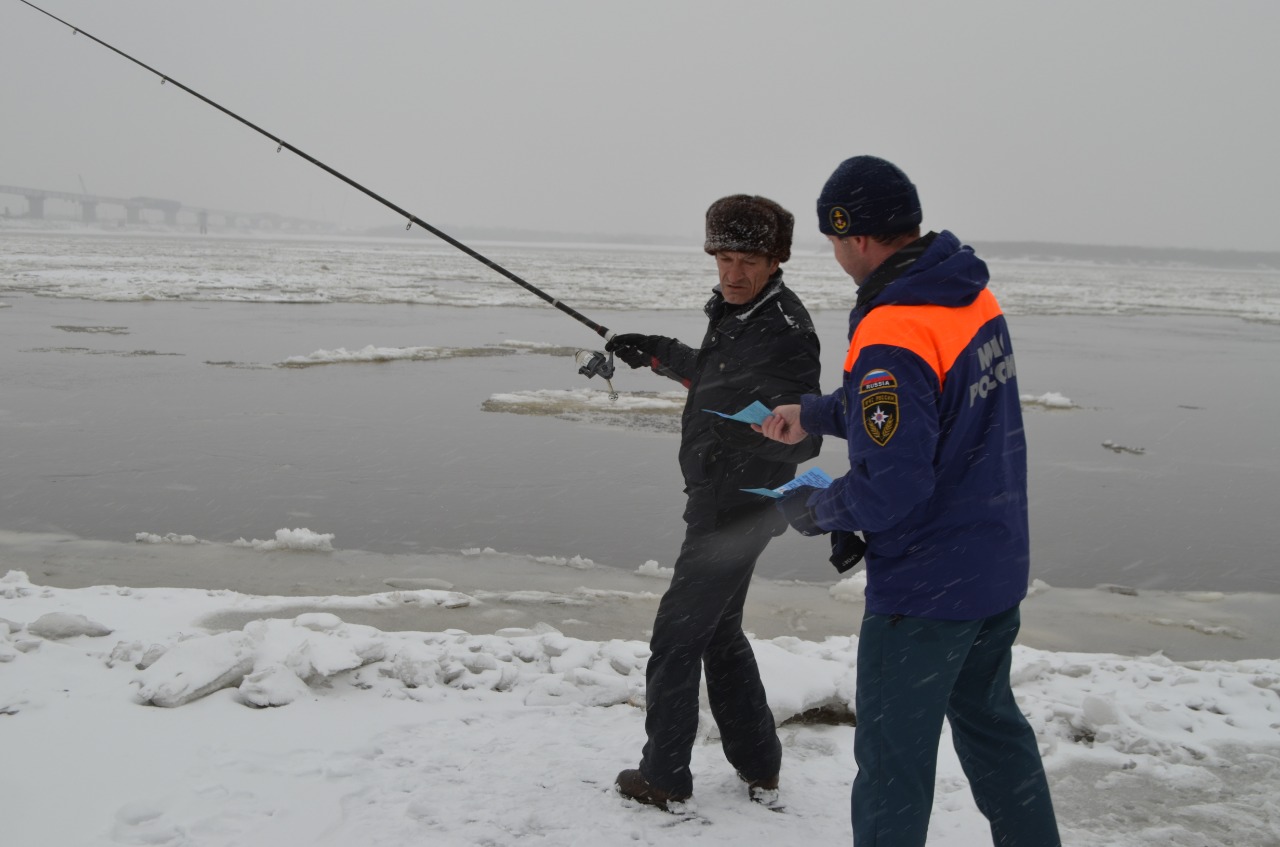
[817,156,922,237]
[703,195,794,263]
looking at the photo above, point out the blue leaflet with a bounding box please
[702,400,773,426]
[742,467,834,499]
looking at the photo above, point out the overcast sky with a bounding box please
[2,1,1276,251]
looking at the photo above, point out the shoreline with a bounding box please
[5,531,1277,662]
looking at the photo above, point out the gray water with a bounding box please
[2,290,1278,592]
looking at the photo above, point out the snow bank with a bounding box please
[4,570,1280,846]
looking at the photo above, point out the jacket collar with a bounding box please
[706,271,786,327]
[847,231,989,339]
[855,232,938,310]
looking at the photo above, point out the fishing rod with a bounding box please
[17,0,620,394]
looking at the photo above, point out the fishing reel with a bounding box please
[574,349,618,401]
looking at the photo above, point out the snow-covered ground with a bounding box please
[3,564,1278,846]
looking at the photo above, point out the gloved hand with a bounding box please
[776,485,824,536]
[829,530,867,573]
[605,333,659,369]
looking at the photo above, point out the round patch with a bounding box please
[829,207,850,235]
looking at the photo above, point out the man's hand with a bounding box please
[829,530,867,573]
[605,333,658,370]
[776,484,824,536]
[754,404,808,444]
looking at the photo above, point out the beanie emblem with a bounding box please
[829,207,851,235]
[817,155,922,237]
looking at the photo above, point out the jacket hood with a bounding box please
[872,230,988,310]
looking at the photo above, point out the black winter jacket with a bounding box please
[648,274,823,531]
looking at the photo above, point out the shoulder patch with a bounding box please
[862,392,899,447]
[859,368,897,393]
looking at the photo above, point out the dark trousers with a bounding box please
[639,514,783,796]
[852,605,1060,847]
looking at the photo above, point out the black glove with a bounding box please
[604,333,659,370]
[829,530,867,573]
[776,485,824,536]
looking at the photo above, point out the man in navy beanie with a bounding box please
[756,156,1062,846]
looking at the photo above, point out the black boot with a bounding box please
[615,769,691,810]
[738,771,780,805]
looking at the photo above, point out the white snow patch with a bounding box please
[278,345,453,367]
[531,553,597,570]
[485,387,685,413]
[635,560,673,579]
[135,532,204,545]
[231,527,335,552]
[829,571,868,603]
[1021,391,1076,409]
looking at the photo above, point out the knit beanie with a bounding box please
[703,195,794,263]
[816,156,922,237]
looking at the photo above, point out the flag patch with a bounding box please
[859,369,897,393]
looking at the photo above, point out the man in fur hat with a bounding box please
[606,195,822,810]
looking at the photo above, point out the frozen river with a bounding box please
[2,227,1278,592]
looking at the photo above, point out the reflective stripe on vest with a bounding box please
[843,288,1005,389]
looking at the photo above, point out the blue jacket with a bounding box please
[800,231,1028,620]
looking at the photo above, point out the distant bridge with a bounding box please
[0,183,333,232]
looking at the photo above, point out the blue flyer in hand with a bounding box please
[702,400,772,426]
[741,467,834,498]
